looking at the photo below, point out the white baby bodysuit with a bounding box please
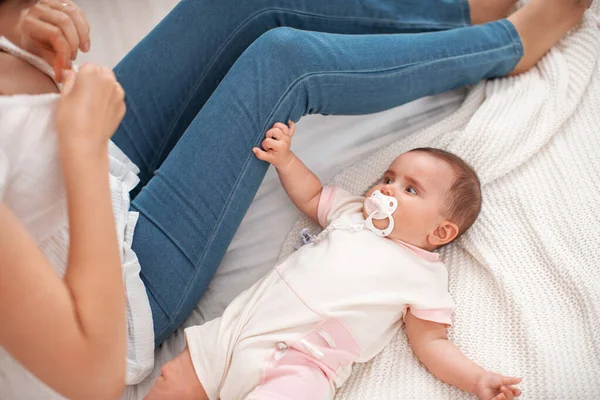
[184,186,455,400]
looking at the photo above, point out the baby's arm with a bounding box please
[253,121,322,223]
[404,311,522,400]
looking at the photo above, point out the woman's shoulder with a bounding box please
[0,51,59,96]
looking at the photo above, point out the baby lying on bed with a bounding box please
[145,121,522,400]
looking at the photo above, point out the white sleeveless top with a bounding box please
[0,37,154,397]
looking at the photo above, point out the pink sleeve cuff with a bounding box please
[404,307,454,326]
[317,186,337,228]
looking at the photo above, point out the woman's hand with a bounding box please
[20,0,91,82]
[57,64,125,152]
[473,371,522,400]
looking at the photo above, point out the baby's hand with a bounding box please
[252,121,295,169]
[473,372,522,400]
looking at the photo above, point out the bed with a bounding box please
[71,1,600,399]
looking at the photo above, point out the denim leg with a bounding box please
[135,20,523,345]
[112,0,471,198]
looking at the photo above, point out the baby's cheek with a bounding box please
[393,204,425,229]
[364,187,376,197]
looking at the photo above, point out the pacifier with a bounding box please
[363,190,397,237]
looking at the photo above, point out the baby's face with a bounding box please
[363,151,456,250]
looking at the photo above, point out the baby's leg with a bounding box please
[246,348,334,400]
[144,347,207,400]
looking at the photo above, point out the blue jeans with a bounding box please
[111,0,523,346]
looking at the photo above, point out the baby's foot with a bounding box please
[144,348,207,400]
[508,0,591,75]
[469,0,518,24]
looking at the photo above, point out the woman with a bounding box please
[0,0,589,398]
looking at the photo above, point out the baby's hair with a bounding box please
[409,147,482,240]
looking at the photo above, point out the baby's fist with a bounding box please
[253,121,296,169]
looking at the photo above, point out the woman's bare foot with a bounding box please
[469,0,518,24]
[508,0,591,75]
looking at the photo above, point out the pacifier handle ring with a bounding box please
[365,213,394,237]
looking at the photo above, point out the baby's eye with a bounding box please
[383,177,393,184]
[406,186,417,195]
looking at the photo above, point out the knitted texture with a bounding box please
[279,7,600,399]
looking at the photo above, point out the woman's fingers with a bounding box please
[57,63,129,146]
[22,14,72,62]
[21,0,92,81]
[47,0,91,52]
[37,4,80,60]
[22,16,72,79]
[114,81,125,102]
[60,69,76,95]
[31,3,79,60]
[113,80,127,124]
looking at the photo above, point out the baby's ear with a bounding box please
[428,220,459,248]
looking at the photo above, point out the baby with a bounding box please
[146,121,522,400]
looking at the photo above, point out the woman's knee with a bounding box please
[247,27,322,73]
[255,26,303,46]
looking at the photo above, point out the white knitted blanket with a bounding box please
[279,7,600,399]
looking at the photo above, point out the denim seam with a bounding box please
[123,102,153,180]
[152,156,258,339]
[460,0,471,26]
[260,43,518,138]
[138,272,174,323]
[261,8,467,29]
[156,30,516,340]
[149,7,466,174]
[134,193,198,267]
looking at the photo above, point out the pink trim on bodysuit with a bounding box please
[390,239,440,262]
[403,307,453,326]
[317,186,337,228]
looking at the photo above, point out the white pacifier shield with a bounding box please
[363,190,397,237]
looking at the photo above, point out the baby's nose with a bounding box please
[381,186,393,196]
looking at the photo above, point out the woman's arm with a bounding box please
[0,181,124,399]
[0,66,127,400]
